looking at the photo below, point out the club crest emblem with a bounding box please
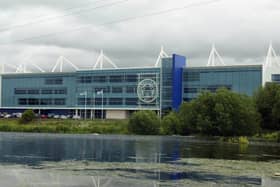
[137,79,158,103]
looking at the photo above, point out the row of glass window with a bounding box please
[45,77,63,85]
[77,98,139,106]
[15,88,67,95]
[18,98,66,106]
[77,86,138,94]
[272,74,280,82]
[184,72,200,82]
[77,74,157,84]
[184,85,232,93]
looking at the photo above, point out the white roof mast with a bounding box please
[93,50,118,70]
[155,46,169,67]
[51,56,79,72]
[263,43,280,85]
[207,44,225,67]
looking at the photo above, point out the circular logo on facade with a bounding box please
[137,79,158,103]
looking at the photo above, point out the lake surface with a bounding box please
[0,132,279,186]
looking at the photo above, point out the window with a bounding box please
[40,99,53,105]
[95,87,109,93]
[125,98,138,105]
[141,74,157,80]
[184,72,200,81]
[93,76,107,83]
[15,89,27,95]
[45,77,63,85]
[112,87,123,93]
[184,88,198,93]
[272,74,280,82]
[126,86,137,93]
[94,98,106,105]
[18,98,27,105]
[28,98,39,105]
[53,89,67,95]
[77,76,92,83]
[183,98,192,102]
[109,75,123,82]
[109,98,123,105]
[207,85,231,92]
[41,89,53,94]
[125,75,138,82]
[54,98,66,105]
[27,89,39,95]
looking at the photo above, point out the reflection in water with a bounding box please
[0,133,279,186]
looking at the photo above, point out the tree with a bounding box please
[178,102,196,135]
[128,111,160,135]
[19,109,36,124]
[255,83,280,130]
[179,88,260,136]
[161,112,181,135]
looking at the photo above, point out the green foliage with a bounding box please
[254,83,280,130]
[0,119,128,134]
[178,102,197,135]
[161,112,181,135]
[128,111,160,135]
[238,136,249,144]
[257,131,280,142]
[179,88,260,136]
[19,110,36,124]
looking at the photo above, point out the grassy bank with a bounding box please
[0,119,279,143]
[0,119,129,134]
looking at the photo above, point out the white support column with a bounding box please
[263,43,280,85]
[59,57,63,72]
[207,44,225,67]
[52,56,79,72]
[155,46,169,67]
[93,50,118,70]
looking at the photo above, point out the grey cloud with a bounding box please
[0,0,280,71]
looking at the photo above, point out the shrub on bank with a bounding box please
[19,110,36,124]
[161,112,181,135]
[254,83,280,130]
[128,111,160,135]
[179,88,260,136]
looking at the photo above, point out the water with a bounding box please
[0,132,279,186]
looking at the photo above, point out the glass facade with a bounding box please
[0,55,266,117]
[183,65,262,101]
[272,74,280,83]
[1,68,160,111]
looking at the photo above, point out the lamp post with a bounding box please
[80,91,87,120]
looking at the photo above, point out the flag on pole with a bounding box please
[97,90,103,95]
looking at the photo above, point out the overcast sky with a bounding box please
[0,0,279,72]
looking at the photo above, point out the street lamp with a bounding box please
[80,91,87,120]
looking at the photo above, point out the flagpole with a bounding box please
[84,91,87,120]
[101,89,104,120]
[93,91,95,120]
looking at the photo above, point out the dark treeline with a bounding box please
[128,83,280,137]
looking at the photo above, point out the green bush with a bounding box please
[254,83,280,130]
[179,88,260,136]
[128,111,160,135]
[161,112,181,135]
[19,110,36,124]
[239,136,249,144]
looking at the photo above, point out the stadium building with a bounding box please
[0,45,279,119]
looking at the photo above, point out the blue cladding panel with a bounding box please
[172,54,186,111]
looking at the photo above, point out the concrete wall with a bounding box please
[106,110,129,119]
